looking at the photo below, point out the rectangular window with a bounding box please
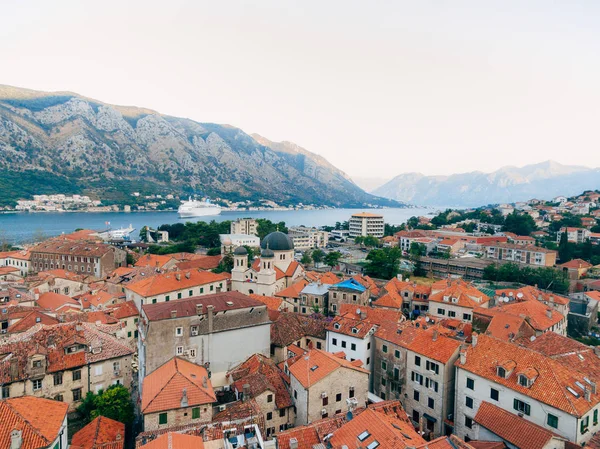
[267,412,273,420]
[176,327,183,336]
[322,397,328,406]
[581,416,590,434]
[547,413,558,429]
[381,361,387,370]
[192,407,200,419]
[413,390,420,401]
[466,396,473,409]
[351,343,356,351]
[415,355,421,366]
[463,313,472,321]
[54,372,63,386]
[267,394,273,403]
[465,416,473,429]
[332,338,337,346]
[428,397,435,409]
[165,295,170,302]
[280,409,286,417]
[32,379,42,391]
[382,344,388,353]
[189,290,193,296]
[176,346,183,355]
[159,413,168,425]
[513,399,531,416]
[394,349,400,359]
[490,388,499,401]
[95,365,103,376]
[594,409,598,425]
[341,341,347,348]
[466,378,474,390]
[1,386,9,398]
[336,393,342,402]
[426,360,439,375]
[72,388,82,401]
[349,387,355,398]
[73,370,82,381]
[437,308,445,315]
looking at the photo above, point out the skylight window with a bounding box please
[567,387,580,398]
[358,431,370,442]
[367,441,380,449]
[310,365,319,371]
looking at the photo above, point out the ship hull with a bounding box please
[178,207,222,218]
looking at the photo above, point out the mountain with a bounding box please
[373,161,600,207]
[0,84,398,208]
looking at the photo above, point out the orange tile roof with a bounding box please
[495,285,569,306]
[63,229,101,241]
[271,313,328,347]
[288,349,369,388]
[559,258,593,269]
[126,270,228,297]
[338,304,403,325]
[417,436,480,449]
[483,312,535,342]
[0,250,31,260]
[304,271,341,284]
[353,274,380,296]
[6,310,59,333]
[249,294,283,311]
[141,432,204,449]
[36,291,81,311]
[494,299,563,332]
[141,357,216,414]
[474,401,566,449]
[351,212,383,218]
[71,416,125,449]
[375,323,461,364]
[429,280,490,309]
[227,354,292,409]
[175,255,222,271]
[77,290,119,309]
[327,314,378,339]
[329,407,425,449]
[0,396,68,449]
[285,260,303,277]
[106,301,139,319]
[585,291,600,302]
[134,254,175,268]
[275,279,309,299]
[31,239,115,257]
[457,334,600,416]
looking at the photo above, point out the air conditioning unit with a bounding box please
[321,392,328,398]
[191,330,199,336]
[321,409,327,415]
[0,329,6,334]
[113,370,121,377]
[219,405,226,412]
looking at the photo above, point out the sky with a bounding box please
[1,0,599,180]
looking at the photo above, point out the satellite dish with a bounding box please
[426,317,430,322]
[508,292,514,297]
[356,308,361,316]
[517,292,524,299]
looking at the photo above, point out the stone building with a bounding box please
[269,313,328,363]
[327,278,370,315]
[231,232,304,297]
[428,279,491,323]
[0,322,133,410]
[285,348,369,426]
[124,269,230,310]
[29,239,126,277]
[373,324,461,438]
[138,291,271,387]
[141,357,216,431]
[227,354,295,437]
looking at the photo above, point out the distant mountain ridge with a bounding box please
[0,84,397,208]
[373,161,600,207]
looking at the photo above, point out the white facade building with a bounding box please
[349,213,385,238]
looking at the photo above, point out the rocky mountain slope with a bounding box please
[373,161,600,207]
[0,84,396,207]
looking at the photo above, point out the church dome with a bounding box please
[233,246,248,256]
[261,231,294,251]
[261,248,275,259]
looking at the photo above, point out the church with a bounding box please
[231,231,304,296]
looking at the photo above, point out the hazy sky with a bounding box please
[2,1,599,178]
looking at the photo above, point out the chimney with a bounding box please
[472,332,478,347]
[590,381,597,394]
[171,310,177,319]
[289,438,299,449]
[396,274,402,281]
[432,330,438,342]
[185,271,191,279]
[181,388,188,407]
[546,309,552,319]
[242,383,250,402]
[459,349,467,365]
[10,430,22,449]
[196,304,203,316]
[34,292,39,300]
[549,296,555,305]
[176,273,181,281]
[207,305,215,333]
[585,387,591,402]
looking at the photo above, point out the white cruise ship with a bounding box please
[178,197,222,218]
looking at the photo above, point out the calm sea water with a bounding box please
[0,207,441,244]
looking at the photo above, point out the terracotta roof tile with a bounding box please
[36,292,81,311]
[6,310,59,333]
[71,416,125,449]
[270,313,328,347]
[141,432,204,449]
[338,304,403,325]
[474,401,566,449]
[134,254,175,268]
[126,270,228,297]
[106,301,139,319]
[175,255,222,271]
[457,334,600,416]
[0,396,68,449]
[429,280,490,309]
[275,279,309,299]
[248,294,283,312]
[288,349,369,388]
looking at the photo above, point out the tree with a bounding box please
[409,242,426,258]
[206,247,222,256]
[312,249,325,264]
[364,247,402,279]
[363,236,380,248]
[125,253,135,266]
[213,253,233,273]
[354,236,365,246]
[558,232,574,262]
[256,219,288,239]
[324,251,342,271]
[503,211,536,236]
[77,385,134,426]
[301,251,312,265]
